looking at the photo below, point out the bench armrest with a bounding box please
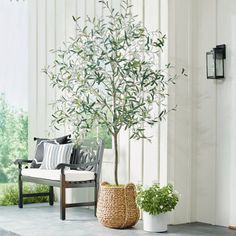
[56,161,99,174]
[14,159,33,165]
[14,159,33,175]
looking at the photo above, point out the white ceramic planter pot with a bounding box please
[143,212,168,232]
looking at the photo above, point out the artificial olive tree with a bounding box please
[45,0,179,185]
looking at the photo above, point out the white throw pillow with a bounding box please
[40,143,74,170]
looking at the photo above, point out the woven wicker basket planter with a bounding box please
[97,182,140,229]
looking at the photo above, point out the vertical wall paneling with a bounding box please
[81,0,95,203]
[143,0,160,186]
[118,128,130,184]
[194,0,217,225]
[37,0,47,137]
[186,0,193,223]
[129,0,144,184]
[102,0,112,21]
[131,0,143,22]
[167,0,236,226]
[76,0,86,26]
[167,0,176,224]
[28,0,37,157]
[111,0,120,11]
[46,0,56,137]
[55,0,66,137]
[229,15,236,228]
[215,0,234,227]
[175,0,190,223]
[191,0,236,227]
[159,0,168,186]
[169,0,195,224]
[167,0,193,224]
[86,0,95,24]
[115,0,129,185]
[64,0,77,136]
[95,0,103,18]
[66,0,77,40]
[144,0,159,31]
[101,162,113,183]
[129,139,143,184]
[173,0,191,222]
[190,0,198,222]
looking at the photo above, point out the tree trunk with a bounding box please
[114,133,119,185]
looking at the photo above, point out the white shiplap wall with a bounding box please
[168,0,236,227]
[167,0,194,224]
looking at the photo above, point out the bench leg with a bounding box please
[94,188,97,217]
[94,180,98,217]
[60,176,66,220]
[49,186,54,206]
[18,176,23,208]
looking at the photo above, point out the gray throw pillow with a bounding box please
[31,135,71,168]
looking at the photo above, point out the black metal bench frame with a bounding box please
[14,140,104,220]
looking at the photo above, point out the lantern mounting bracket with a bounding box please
[215,44,226,59]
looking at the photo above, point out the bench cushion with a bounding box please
[22,169,95,182]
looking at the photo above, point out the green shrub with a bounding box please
[0,94,28,183]
[136,183,179,215]
[0,183,53,206]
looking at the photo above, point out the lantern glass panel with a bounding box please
[207,51,215,78]
[215,57,223,77]
[215,50,224,78]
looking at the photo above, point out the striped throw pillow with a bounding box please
[40,143,74,170]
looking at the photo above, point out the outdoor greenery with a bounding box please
[86,125,112,149]
[45,0,183,185]
[0,94,28,183]
[0,183,51,206]
[136,183,179,215]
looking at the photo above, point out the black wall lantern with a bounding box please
[206,44,226,79]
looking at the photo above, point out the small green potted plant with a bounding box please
[136,183,179,232]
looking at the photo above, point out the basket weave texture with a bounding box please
[97,182,140,228]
